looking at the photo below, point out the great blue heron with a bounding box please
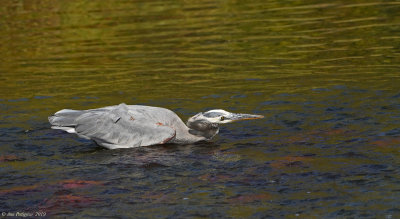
[49,103,264,149]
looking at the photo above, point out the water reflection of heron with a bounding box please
[49,103,264,149]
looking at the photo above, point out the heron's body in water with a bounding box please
[49,103,264,149]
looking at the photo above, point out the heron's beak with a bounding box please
[227,113,264,122]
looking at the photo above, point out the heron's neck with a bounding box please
[184,120,219,142]
[170,118,219,144]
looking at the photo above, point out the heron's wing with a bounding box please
[74,104,176,148]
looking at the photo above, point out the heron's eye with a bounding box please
[220,116,225,121]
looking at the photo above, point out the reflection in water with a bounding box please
[1,0,400,218]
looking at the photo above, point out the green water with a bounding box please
[1,0,400,218]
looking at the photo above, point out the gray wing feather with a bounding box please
[74,103,176,149]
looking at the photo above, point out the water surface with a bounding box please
[1,0,400,218]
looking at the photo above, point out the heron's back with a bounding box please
[48,104,189,148]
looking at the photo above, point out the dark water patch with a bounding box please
[343,137,363,143]
[140,162,168,169]
[202,94,221,99]
[381,105,397,110]
[319,172,342,180]
[383,129,400,136]
[392,93,400,98]
[339,151,368,158]
[312,87,331,92]
[230,94,247,99]
[261,100,291,105]
[333,209,357,217]
[8,98,29,102]
[0,103,13,111]
[34,96,52,99]
[0,127,26,134]
[101,187,131,195]
[45,157,84,167]
[325,106,344,112]
[282,119,302,127]
[362,164,389,171]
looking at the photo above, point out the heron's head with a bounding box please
[188,109,264,127]
[186,109,264,139]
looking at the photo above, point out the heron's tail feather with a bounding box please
[48,109,85,128]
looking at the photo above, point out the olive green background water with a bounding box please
[1,0,400,218]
